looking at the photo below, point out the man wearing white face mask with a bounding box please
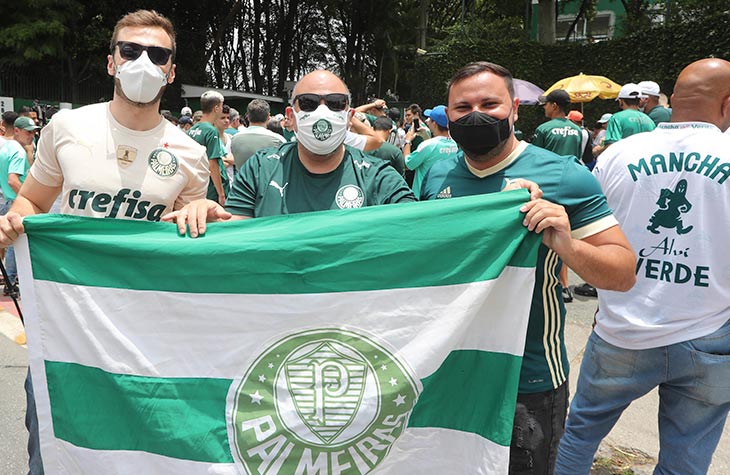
[0,10,209,474]
[163,70,415,236]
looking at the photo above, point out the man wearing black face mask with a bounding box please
[420,62,636,475]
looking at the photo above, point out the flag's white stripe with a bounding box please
[373,427,509,474]
[41,428,506,475]
[15,237,59,475]
[33,266,534,380]
[45,439,238,475]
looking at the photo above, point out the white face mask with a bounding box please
[115,51,168,104]
[294,104,349,155]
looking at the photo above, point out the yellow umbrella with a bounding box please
[544,73,622,103]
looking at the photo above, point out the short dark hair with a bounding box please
[621,98,641,107]
[373,117,393,132]
[407,104,422,116]
[200,91,224,113]
[448,61,515,101]
[222,104,230,114]
[266,118,284,136]
[247,99,270,123]
[432,122,448,133]
[2,111,19,128]
[387,108,401,122]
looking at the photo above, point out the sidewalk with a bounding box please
[0,297,29,475]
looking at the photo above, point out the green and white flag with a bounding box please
[17,191,540,475]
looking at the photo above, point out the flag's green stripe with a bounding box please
[24,192,540,294]
[408,350,521,446]
[45,361,235,464]
[46,350,520,461]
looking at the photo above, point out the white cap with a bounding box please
[180,106,193,116]
[617,83,645,100]
[273,113,285,121]
[597,113,613,124]
[638,80,660,97]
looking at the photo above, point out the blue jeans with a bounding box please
[556,320,730,475]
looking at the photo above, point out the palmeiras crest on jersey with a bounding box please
[148,148,179,177]
[312,119,333,141]
[230,328,420,474]
[335,185,364,209]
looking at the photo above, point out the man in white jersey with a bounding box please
[556,58,730,475]
[0,10,208,474]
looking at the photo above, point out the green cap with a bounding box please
[14,116,40,131]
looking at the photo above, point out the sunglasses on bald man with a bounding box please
[292,93,350,112]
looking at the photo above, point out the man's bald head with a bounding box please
[291,70,350,106]
[671,58,730,131]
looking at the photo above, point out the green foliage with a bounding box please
[616,0,656,35]
[2,0,729,122]
[409,8,730,137]
[0,0,82,62]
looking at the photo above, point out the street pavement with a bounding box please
[0,274,728,474]
[0,295,29,475]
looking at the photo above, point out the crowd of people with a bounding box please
[0,8,728,475]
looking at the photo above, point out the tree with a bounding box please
[561,0,597,42]
[537,0,556,44]
[618,0,654,32]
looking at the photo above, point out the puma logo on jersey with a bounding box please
[269,180,289,197]
[437,186,452,199]
[353,160,371,169]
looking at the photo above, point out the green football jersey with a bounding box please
[226,142,416,217]
[604,109,656,145]
[532,118,583,158]
[647,105,672,126]
[0,141,29,200]
[406,136,459,197]
[421,142,616,394]
[188,121,228,201]
[367,141,406,177]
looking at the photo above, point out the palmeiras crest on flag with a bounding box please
[230,328,421,474]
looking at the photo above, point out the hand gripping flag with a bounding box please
[17,191,540,475]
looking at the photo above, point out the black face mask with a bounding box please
[448,110,512,157]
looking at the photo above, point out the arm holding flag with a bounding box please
[520,198,635,291]
[502,176,635,291]
[0,175,61,247]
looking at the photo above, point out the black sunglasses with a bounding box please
[293,93,349,112]
[115,41,173,66]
